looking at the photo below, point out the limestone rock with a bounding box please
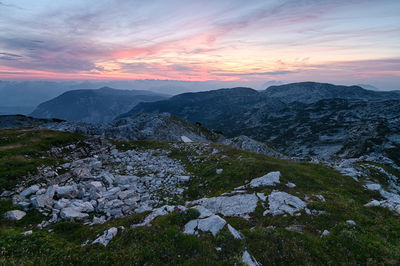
[227,224,244,239]
[242,251,262,266]
[92,227,118,246]
[181,136,193,143]
[60,207,89,220]
[4,210,26,221]
[191,193,259,219]
[264,191,306,216]
[249,171,280,188]
[21,185,40,198]
[197,215,226,236]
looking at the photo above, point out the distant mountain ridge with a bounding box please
[262,82,400,103]
[30,87,168,123]
[119,82,400,163]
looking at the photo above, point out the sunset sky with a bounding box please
[0,0,399,89]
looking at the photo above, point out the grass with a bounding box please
[0,129,86,190]
[1,130,400,264]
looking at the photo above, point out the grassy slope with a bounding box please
[1,130,400,265]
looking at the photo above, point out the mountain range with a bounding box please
[120,82,400,163]
[30,87,168,123]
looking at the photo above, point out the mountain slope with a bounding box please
[1,128,400,264]
[263,82,400,103]
[119,82,400,163]
[30,87,168,123]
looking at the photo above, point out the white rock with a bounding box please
[197,215,226,236]
[92,216,106,225]
[216,169,223,175]
[183,219,198,235]
[346,220,356,226]
[57,185,78,198]
[192,205,213,218]
[54,198,70,210]
[264,191,306,216]
[21,185,40,197]
[181,136,193,143]
[321,230,330,237]
[315,194,326,202]
[22,230,33,236]
[227,224,244,239]
[60,207,89,220]
[131,205,177,228]
[365,183,382,191]
[45,185,58,199]
[256,193,267,202]
[177,175,190,182]
[364,200,381,207]
[191,194,259,219]
[249,171,280,188]
[92,227,118,246]
[4,210,26,221]
[31,194,52,209]
[242,251,261,266]
[286,182,296,188]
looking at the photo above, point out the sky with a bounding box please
[0,0,399,90]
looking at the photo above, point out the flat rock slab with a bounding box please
[92,227,118,246]
[191,193,259,219]
[4,210,26,221]
[249,171,280,188]
[264,191,306,216]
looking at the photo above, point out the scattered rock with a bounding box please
[196,215,226,236]
[227,224,244,239]
[242,251,261,266]
[216,169,223,175]
[4,210,26,221]
[286,182,296,188]
[264,191,306,216]
[60,207,89,220]
[22,230,33,236]
[249,171,280,188]
[346,220,356,226]
[21,185,40,198]
[92,227,118,246]
[321,230,330,237]
[191,193,259,219]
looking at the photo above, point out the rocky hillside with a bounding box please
[120,82,400,165]
[30,87,168,123]
[262,82,400,104]
[1,128,400,264]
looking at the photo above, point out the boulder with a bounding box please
[197,215,226,236]
[191,193,259,219]
[4,210,26,221]
[57,185,78,198]
[227,224,244,239]
[242,251,261,266]
[249,171,280,188]
[286,182,296,188]
[60,207,89,220]
[21,185,40,198]
[31,194,53,209]
[92,227,118,246]
[54,198,70,210]
[264,191,306,216]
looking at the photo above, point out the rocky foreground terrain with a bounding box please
[1,123,400,264]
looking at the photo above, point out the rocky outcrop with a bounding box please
[263,191,307,216]
[3,210,26,221]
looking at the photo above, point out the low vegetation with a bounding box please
[1,129,400,265]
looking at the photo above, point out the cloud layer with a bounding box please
[0,0,399,89]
